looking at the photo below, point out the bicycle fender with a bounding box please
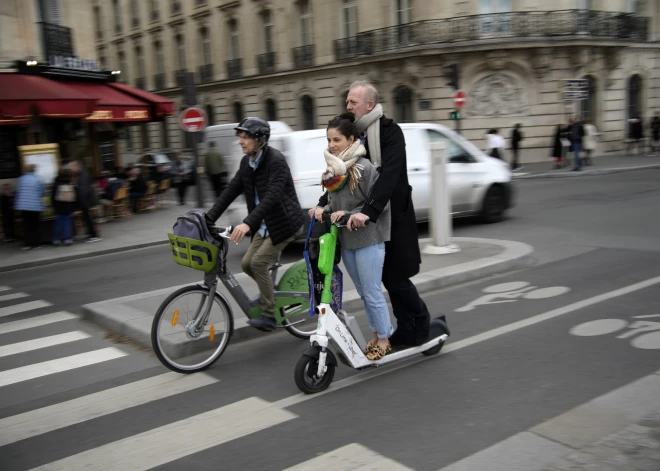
[302,346,338,366]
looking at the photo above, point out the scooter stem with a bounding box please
[317,225,339,305]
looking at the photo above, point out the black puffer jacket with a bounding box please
[206,146,304,245]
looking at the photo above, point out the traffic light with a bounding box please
[450,110,461,120]
[444,63,459,90]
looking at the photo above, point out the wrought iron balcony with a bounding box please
[334,10,649,61]
[154,73,165,90]
[39,22,74,58]
[292,45,314,69]
[226,58,242,80]
[257,52,276,75]
[136,77,146,90]
[199,64,214,83]
[175,69,187,88]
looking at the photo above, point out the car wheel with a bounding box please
[479,185,506,224]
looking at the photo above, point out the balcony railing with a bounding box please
[175,69,187,88]
[199,64,214,83]
[334,10,649,61]
[226,58,242,80]
[39,22,74,58]
[292,45,314,69]
[154,73,165,90]
[136,77,146,90]
[257,52,276,75]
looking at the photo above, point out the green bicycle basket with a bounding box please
[168,233,219,273]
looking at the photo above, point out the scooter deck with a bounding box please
[367,334,449,367]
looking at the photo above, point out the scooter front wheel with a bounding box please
[294,354,335,394]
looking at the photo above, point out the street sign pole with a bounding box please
[184,72,203,208]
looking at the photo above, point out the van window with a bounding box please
[426,129,475,163]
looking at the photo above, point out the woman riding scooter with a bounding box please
[313,112,393,360]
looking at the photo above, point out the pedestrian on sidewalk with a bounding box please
[14,164,44,250]
[1,183,16,242]
[567,116,585,171]
[650,114,660,155]
[68,161,102,243]
[127,167,147,214]
[171,155,191,205]
[486,129,505,160]
[51,167,76,246]
[510,123,523,171]
[204,142,227,198]
[583,119,599,166]
[551,123,567,169]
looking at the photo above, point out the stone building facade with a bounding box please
[94,0,660,164]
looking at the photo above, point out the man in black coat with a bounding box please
[205,117,304,332]
[313,81,431,347]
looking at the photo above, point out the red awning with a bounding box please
[0,74,97,124]
[63,82,152,123]
[109,82,174,117]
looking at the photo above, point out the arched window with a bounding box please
[627,74,643,120]
[265,99,277,121]
[233,102,243,123]
[301,95,315,130]
[206,104,215,126]
[394,86,414,123]
[580,75,596,121]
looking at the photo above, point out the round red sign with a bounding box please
[179,107,207,132]
[453,90,466,109]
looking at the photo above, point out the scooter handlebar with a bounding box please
[319,212,370,227]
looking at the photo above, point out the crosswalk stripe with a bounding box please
[0,331,91,358]
[0,347,128,388]
[283,443,415,470]
[0,311,78,335]
[29,397,298,471]
[0,292,29,302]
[0,300,52,318]
[0,372,219,447]
[0,286,10,292]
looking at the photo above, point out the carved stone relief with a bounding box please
[466,73,528,117]
[530,48,552,80]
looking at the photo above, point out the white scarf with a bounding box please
[322,140,366,194]
[354,103,384,166]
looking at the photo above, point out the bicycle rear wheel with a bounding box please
[151,285,233,373]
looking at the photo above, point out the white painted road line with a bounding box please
[0,286,11,292]
[0,347,128,388]
[0,300,52,318]
[0,372,219,447]
[0,292,29,302]
[29,397,298,471]
[275,274,660,410]
[0,331,90,358]
[0,311,78,335]
[283,443,415,470]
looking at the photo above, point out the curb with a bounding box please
[513,163,660,180]
[81,237,535,351]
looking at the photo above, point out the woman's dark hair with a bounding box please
[327,112,358,141]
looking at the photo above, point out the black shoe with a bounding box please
[389,329,415,348]
[247,316,277,332]
[572,167,582,172]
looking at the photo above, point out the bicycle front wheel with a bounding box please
[151,285,234,373]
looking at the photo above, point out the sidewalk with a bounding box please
[513,153,660,179]
[81,237,535,349]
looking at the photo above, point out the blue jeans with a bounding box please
[342,242,394,339]
[53,214,72,243]
[572,142,583,168]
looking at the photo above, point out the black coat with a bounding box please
[319,116,421,280]
[206,145,304,245]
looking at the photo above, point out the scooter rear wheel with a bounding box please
[294,355,335,394]
[421,340,444,356]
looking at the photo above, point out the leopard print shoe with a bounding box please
[365,343,392,361]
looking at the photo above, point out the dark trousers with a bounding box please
[81,207,98,238]
[2,207,15,239]
[382,276,431,345]
[22,211,40,247]
[210,173,227,198]
[176,181,187,204]
[511,148,520,169]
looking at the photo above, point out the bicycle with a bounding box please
[151,225,316,373]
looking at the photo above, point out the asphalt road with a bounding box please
[1,169,660,470]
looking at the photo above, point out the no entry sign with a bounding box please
[453,90,466,109]
[179,107,207,132]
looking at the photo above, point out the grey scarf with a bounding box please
[355,103,384,166]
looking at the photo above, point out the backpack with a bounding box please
[55,184,76,203]
[172,209,227,269]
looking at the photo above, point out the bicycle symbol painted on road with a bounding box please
[455,281,571,313]
[570,314,660,350]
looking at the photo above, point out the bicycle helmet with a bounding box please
[234,117,270,143]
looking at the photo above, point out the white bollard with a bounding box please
[422,141,460,255]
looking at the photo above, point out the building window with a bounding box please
[206,104,215,126]
[265,99,277,121]
[176,35,186,70]
[395,0,411,24]
[154,41,164,74]
[118,51,128,83]
[200,28,212,65]
[151,0,159,20]
[394,86,414,123]
[94,6,103,39]
[161,118,169,148]
[196,0,207,6]
[113,0,122,34]
[131,0,140,28]
[171,0,181,15]
[577,0,593,9]
[627,0,638,13]
[480,0,513,33]
[44,0,63,25]
[233,102,243,123]
[301,95,315,130]
[99,54,106,70]
[299,0,313,46]
[262,10,274,54]
[627,74,643,120]
[580,75,596,121]
[135,45,145,81]
[341,0,358,38]
[229,20,240,60]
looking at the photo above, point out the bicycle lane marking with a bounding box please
[274,274,660,410]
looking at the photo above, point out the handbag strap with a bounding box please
[303,217,315,252]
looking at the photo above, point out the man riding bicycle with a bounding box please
[205,117,305,331]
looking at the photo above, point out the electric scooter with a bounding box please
[294,215,450,394]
